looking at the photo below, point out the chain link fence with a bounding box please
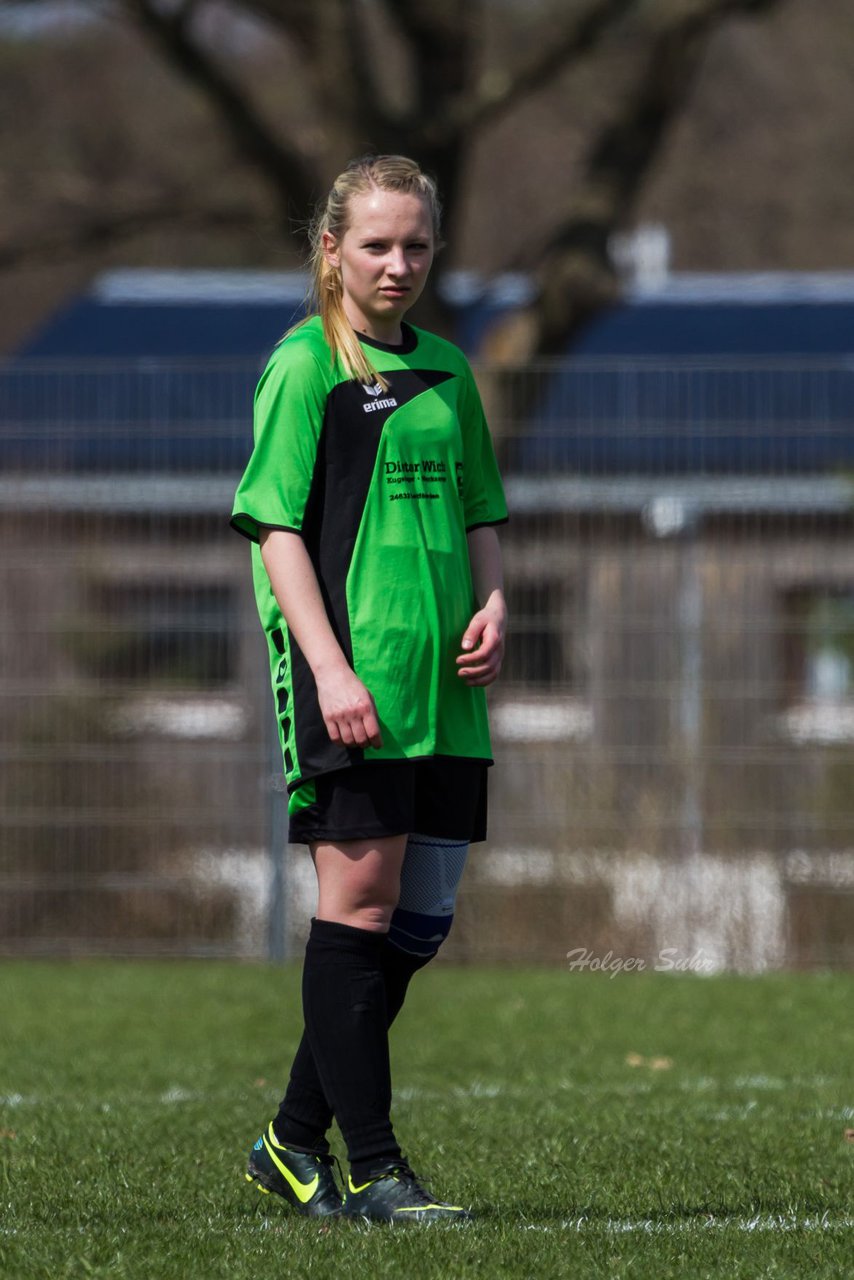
[2,357,854,968]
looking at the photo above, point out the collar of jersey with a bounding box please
[354,322,418,355]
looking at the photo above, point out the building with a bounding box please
[3,270,854,966]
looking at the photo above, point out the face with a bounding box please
[323,189,434,342]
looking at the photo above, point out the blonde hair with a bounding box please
[289,155,442,388]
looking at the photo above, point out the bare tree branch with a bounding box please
[231,0,390,141]
[375,0,476,64]
[418,0,640,148]
[227,0,320,54]
[124,0,317,228]
[3,0,790,365]
[302,0,392,150]
[364,0,482,251]
[339,0,392,138]
[521,0,788,355]
[375,0,480,128]
[0,200,270,270]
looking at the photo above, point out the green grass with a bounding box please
[0,962,851,1279]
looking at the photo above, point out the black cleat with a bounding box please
[341,1161,472,1224]
[245,1122,343,1217]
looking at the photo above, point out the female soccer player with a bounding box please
[231,155,507,1223]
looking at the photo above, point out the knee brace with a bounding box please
[387,834,470,959]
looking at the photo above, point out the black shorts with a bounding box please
[287,756,489,845]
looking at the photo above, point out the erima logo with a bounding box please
[363,396,398,413]
[362,380,398,413]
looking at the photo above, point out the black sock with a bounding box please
[298,917,401,1175]
[274,936,432,1159]
[381,938,433,1021]
[272,1035,334,1154]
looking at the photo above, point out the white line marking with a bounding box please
[524,1214,854,1235]
[2,1076,848,1113]
[6,1214,850,1240]
[159,1087,199,1104]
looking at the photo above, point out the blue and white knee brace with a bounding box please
[387,834,470,960]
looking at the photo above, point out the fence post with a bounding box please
[677,520,704,861]
[643,494,704,860]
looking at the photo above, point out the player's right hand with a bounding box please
[315,664,383,749]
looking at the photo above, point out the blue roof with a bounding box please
[21,298,300,361]
[574,299,854,358]
[19,271,306,361]
[0,362,259,472]
[475,273,854,475]
[6,272,302,472]
[8,270,854,476]
[511,361,854,475]
[19,267,854,361]
[452,271,854,358]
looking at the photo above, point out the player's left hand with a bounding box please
[456,603,506,687]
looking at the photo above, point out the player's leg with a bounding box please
[247,832,406,1215]
[273,831,470,1154]
[249,765,411,1210]
[273,762,482,1158]
[335,761,483,1221]
[268,765,411,1160]
[335,831,476,1222]
[250,757,481,1218]
[281,831,471,1220]
[300,833,408,1182]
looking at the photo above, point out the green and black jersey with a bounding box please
[230,315,508,792]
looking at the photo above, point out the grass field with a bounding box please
[0,961,852,1279]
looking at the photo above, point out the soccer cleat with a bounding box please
[341,1161,472,1224]
[245,1122,343,1217]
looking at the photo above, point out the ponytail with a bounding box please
[314,239,382,388]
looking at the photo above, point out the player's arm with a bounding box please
[457,525,507,687]
[259,529,382,748]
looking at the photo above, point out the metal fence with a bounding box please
[2,357,854,969]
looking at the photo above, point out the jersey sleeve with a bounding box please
[230,338,329,544]
[460,363,509,532]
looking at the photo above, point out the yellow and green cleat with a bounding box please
[342,1162,472,1224]
[245,1122,343,1217]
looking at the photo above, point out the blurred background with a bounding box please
[2,0,853,968]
